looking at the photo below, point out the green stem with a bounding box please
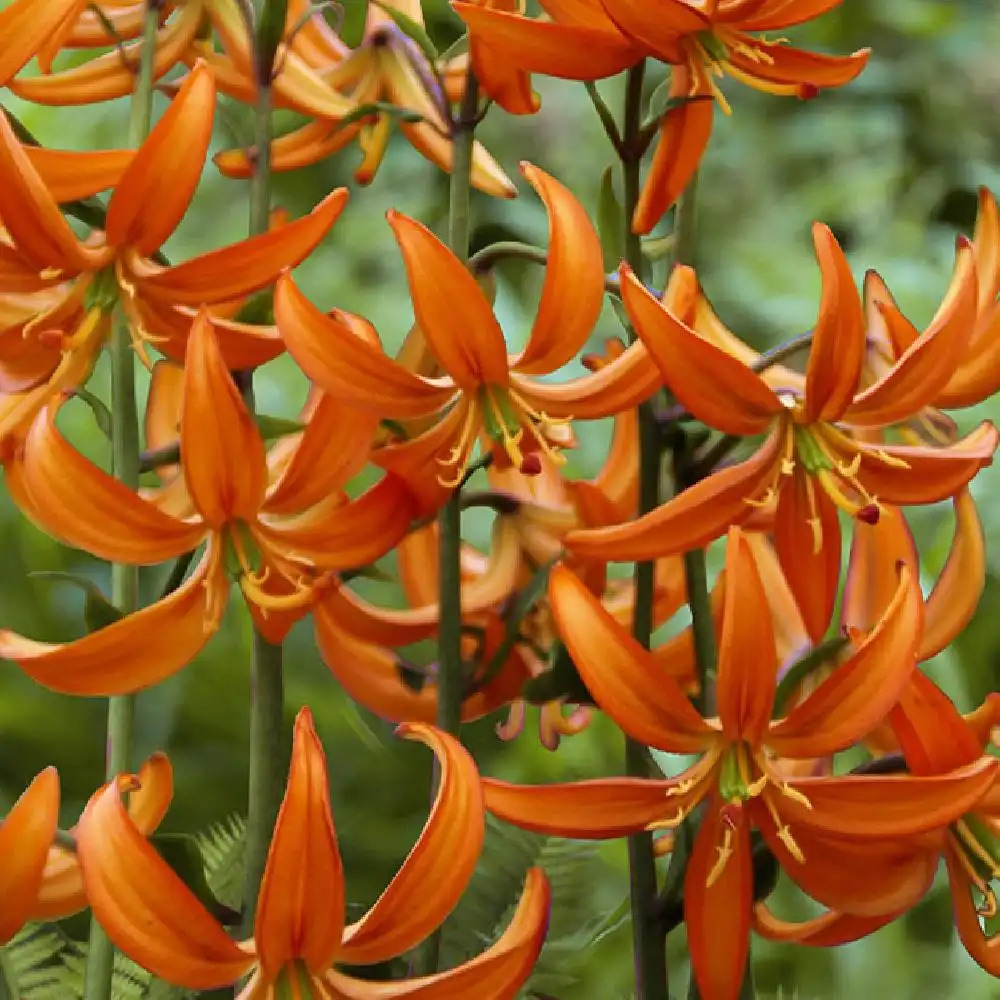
[83,6,158,999]
[414,65,481,980]
[248,81,273,238]
[683,548,716,716]
[240,631,285,938]
[619,60,670,1000]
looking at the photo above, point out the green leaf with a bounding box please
[596,166,624,272]
[72,387,113,439]
[641,232,676,261]
[773,634,850,715]
[29,571,123,633]
[479,561,553,685]
[254,413,307,440]
[196,814,247,913]
[369,0,437,61]
[439,32,469,63]
[233,289,274,326]
[332,100,424,133]
[521,641,594,706]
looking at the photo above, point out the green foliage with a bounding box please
[441,815,628,997]
[197,813,247,913]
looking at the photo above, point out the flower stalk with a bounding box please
[620,60,670,1000]
[239,0,288,944]
[83,3,160,999]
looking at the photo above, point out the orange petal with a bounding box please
[182,312,267,529]
[769,563,920,758]
[774,469,840,642]
[685,800,753,1000]
[633,70,714,234]
[468,36,539,115]
[325,867,549,999]
[274,273,454,420]
[889,671,983,775]
[134,188,350,306]
[340,724,484,964]
[452,3,641,80]
[256,708,345,977]
[597,0,708,61]
[856,421,999,505]
[77,781,252,989]
[752,901,895,946]
[388,211,509,388]
[9,1,202,105]
[213,119,360,179]
[265,475,416,571]
[0,554,225,695]
[0,0,86,84]
[21,401,205,563]
[483,776,681,838]
[105,62,215,256]
[621,264,780,434]
[921,488,985,661]
[25,146,134,203]
[511,337,662,419]
[845,243,978,426]
[0,768,59,944]
[512,162,604,374]
[0,112,107,274]
[938,300,1000,408]
[727,42,870,91]
[548,564,713,752]
[783,758,998,838]
[567,430,784,561]
[802,223,864,422]
[716,528,777,745]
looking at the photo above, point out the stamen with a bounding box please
[436,398,481,487]
[705,822,735,887]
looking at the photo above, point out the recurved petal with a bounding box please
[452,3,641,80]
[633,73,714,234]
[266,475,416,571]
[326,867,549,1000]
[597,0,708,61]
[389,211,509,388]
[782,758,998,838]
[0,554,225,695]
[567,430,784,561]
[134,187,349,305]
[621,265,780,434]
[105,62,215,256]
[752,902,895,946]
[21,402,205,563]
[802,223,865,422]
[274,273,453,420]
[341,725,483,964]
[25,147,134,203]
[0,768,59,944]
[182,312,267,529]
[8,1,202,105]
[685,801,753,1000]
[844,244,978,426]
[0,0,86,84]
[774,469,840,642]
[483,776,683,838]
[856,422,999,504]
[256,708,344,977]
[716,528,778,745]
[77,783,252,990]
[920,488,985,661]
[548,564,712,752]
[768,563,920,758]
[727,43,870,92]
[512,163,604,374]
[937,301,1000,408]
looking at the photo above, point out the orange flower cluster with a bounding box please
[0,2,998,999]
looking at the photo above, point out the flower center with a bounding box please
[222,521,315,617]
[480,385,569,474]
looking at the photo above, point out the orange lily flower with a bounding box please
[275,161,660,517]
[480,526,998,1000]
[0,60,348,423]
[77,707,550,997]
[453,0,868,230]
[31,753,173,921]
[569,225,997,641]
[8,0,205,105]
[0,768,59,944]
[0,0,89,86]
[864,188,1000,413]
[211,0,516,197]
[0,313,414,694]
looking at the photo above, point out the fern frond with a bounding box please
[196,812,246,911]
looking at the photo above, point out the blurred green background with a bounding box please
[3,0,1000,996]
